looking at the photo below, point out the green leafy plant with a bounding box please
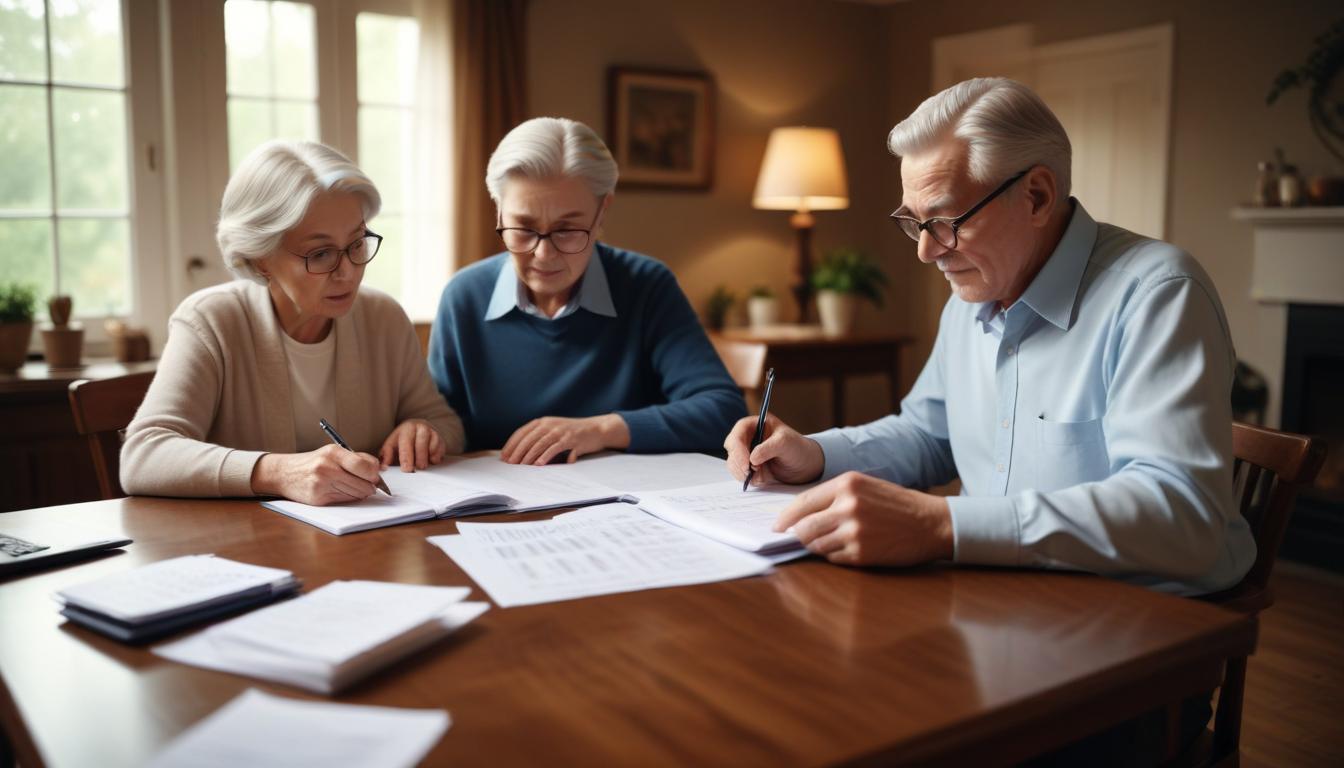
[706,285,736,330]
[749,285,775,299]
[810,247,888,307]
[0,283,38,324]
[1267,18,1344,164]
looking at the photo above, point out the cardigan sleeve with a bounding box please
[119,315,266,498]
[615,267,747,454]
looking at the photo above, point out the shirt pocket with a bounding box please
[1035,416,1109,490]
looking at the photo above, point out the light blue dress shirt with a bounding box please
[484,252,618,321]
[811,202,1256,595]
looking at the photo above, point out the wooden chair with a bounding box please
[67,371,156,499]
[1172,422,1327,766]
[709,336,768,412]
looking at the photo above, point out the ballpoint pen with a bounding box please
[318,418,393,496]
[742,368,776,491]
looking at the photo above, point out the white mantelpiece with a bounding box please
[1231,207,1344,306]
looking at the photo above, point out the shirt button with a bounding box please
[1005,346,1015,356]
[1001,419,1010,428]
[997,463,1006,473]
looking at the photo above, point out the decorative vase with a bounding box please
[41,294,83,369]
[0,321,34,372]
[747,296,780,328]
[817,290,857,337]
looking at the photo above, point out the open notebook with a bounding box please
[262,455,626,536]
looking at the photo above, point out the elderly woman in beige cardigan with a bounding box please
[122,140,464,505]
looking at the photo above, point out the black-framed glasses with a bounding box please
[284,230,383,274]
[890,169,1029,250]
[496,210,600,255]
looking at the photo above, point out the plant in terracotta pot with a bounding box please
[0,282,38,372]
[746,285,780,328]
[810,247,887,336]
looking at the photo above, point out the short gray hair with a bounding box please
[217,140,381,284]
[485,117,618,203]
[888,78,1072,197]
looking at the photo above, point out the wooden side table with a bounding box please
[0,359,156,511]
[714,326,915,427]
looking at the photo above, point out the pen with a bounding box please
[318,418,393,496]
[742,368,776,492]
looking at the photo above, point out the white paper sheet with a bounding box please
[55,555,295,624]
[429,504,773,607]
[564,451,730,493]
[146,689,449,768]
[420,454,625,511]
[634,480,808,553]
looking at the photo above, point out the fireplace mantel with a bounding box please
[1231,206,1344,306]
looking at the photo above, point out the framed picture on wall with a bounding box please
[607,67,715,190]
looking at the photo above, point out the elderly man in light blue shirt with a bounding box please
[725,77,1255,597]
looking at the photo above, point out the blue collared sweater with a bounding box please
[428,244,746,453]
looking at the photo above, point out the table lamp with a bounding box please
[752,126,849,323]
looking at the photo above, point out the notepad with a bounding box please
[262,456,626,535]
[634,480,809,556]
[54,555,300,642]
[147,689,449,768]
[154,580,487,694]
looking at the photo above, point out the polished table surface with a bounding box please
[0,496,1255,767]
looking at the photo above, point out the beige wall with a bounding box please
[527,0,1342,431]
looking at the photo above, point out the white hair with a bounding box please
[888,77,1072,197]
[485,117,618,202]
[216,140,381,284]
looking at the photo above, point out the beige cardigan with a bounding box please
[121,280,465,497]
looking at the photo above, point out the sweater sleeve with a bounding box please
[615,267,747,454]
[390,304,465,453]
[119,316,266,497]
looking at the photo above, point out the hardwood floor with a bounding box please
[1239,561,1344,767]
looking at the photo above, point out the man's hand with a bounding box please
[773,471,954,566]
[501,414,630,465]
[250,445,381,506]
[723,413,825,486]
[379,418,446,472]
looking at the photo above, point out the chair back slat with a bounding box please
[710,337,768,393]
[67,371,155,499]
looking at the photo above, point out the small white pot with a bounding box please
[816,290,857,336]
[747,296,780,328]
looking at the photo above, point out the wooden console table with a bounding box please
[715,326,915,427]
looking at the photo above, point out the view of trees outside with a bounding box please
[0,0,131,319]
[224,0,319,171]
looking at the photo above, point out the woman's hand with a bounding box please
[379,418,446,472]
[250,445,381,505]
[501,414,630,465]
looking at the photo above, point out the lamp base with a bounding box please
[790,212,815,324]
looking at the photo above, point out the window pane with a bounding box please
[357,106,411,212]
[0,84,51,211]
[271,1,315,99]
[356,13,418,106]
[273,100,317,142]
[225,0,272,97]
[361,214,401,300]
[49,0,124,88]
[53,88,128,212]
[0,218,54,305]
[57,217,130,316]
[227,97,273,171]
[0,0,47,81]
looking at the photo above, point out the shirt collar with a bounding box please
[1014,199,1097,331]
[484,247,618,321]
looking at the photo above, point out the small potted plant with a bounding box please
[810,247,888,336]
[0,282,38,372]
[705,285,737,331]
[746,285,780,328]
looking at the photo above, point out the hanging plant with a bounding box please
[1267,18,1344,165]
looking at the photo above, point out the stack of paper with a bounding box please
[428,504,774,607]
[634,480,810,558]
[54,555,300,642]
[154,580,488,694]
[148,689,449,768]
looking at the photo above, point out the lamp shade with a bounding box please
[752,127,850,212]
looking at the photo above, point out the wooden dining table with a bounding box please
[0,496,1255,767]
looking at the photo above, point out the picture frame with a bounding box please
[607,67,715,190]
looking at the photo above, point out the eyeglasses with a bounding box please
[496,210,600,255]
[284,231,383,274]
[890,169,1029,250]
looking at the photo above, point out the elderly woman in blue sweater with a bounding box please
[429,117,745,464]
